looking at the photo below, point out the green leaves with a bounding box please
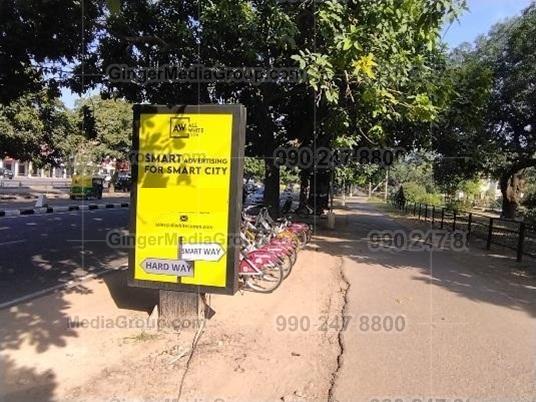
[0,0,102,103]
[0,90,76,165]
[430,2,536,216]
[291,0,461,148]
[75,96,133,161]
[292,50,338,103]
[408,93,438,122]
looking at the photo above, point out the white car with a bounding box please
[245,187,295,207]
[246,189,264,205]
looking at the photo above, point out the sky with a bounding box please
[61,0,534,108]
[442,0,533,48]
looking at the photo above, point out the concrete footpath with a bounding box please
[325,198,536,402]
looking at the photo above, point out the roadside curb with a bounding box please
[0,202,130,218]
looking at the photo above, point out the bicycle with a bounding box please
[237,206,311,293]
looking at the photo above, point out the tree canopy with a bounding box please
[0,0,102,103]
[10,0,534,219]
[0,90,77,166]
[434,3,536,217]
[75,96,133,160]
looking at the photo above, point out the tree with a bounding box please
[74,96,133,160]
[70,0,311,216]
[0,0,102,103]
[480,6,536,218]
[431,45,493,196]
[389,151,443,204]
[390,152,436,192]
[293,0,466,144]
[290,0,466,210]
[435,4,536,218]
[0,90,78,167]
[62,0,464,216]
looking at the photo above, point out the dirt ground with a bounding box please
[0,243,346,402]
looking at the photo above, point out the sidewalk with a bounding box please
[324,197,536,402]
[0,194,130,216]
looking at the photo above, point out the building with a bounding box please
[1,155,129,180]
[0,157,70,178]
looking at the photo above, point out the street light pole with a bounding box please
[384,168,389,202]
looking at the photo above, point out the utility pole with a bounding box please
[341,177,346,207]
[384,168,389,202]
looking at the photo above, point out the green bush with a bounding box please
[403,182,426,203]
[402,182,442,206]
[420,192,443,206]
[445,199,471,212]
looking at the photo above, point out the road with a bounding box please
[323,198,536,402]
[0,208,128,305]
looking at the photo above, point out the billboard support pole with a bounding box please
[159,290,199,330]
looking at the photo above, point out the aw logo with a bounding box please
[170,116,190,139]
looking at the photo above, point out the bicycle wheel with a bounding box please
[297,231,307,248]
[279,254,293,279]
[288,248,297,266]
[244,263,284,293]
[277,231,300,249]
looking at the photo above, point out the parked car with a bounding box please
[0,168,14,179]
[112,171,131,192]
[246,188,264,205]
[245,186,296,209]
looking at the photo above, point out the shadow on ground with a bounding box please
[0,355,56,402]
[102,270,158,314]
[0,283,92,402]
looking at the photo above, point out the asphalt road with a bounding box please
[326,198,536,402]
[0,191,294,306]
[0,208,129,305]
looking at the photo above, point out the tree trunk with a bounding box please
[499,171,524,219]
[263,156,280,217]
[307,169,330,214]
[298,169,309,209]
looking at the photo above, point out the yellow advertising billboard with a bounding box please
[128,105,246,295]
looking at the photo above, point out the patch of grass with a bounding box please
[123,331,160,343]
[366,198,395,212]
